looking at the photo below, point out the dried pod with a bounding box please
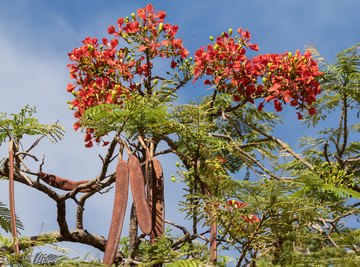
[39,173,97,192]
[150,158,165,243]
[128,154,152,235]
[8,140,19,255]
[210,219,217,264]
[103,159,129,265]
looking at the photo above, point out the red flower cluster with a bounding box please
[253,50,322,118]
[194,29,322,117]
[108,4,189,60]
[194,28,260,101]
[227,199,260,224]
[67,4,188,147]
[67,5,322,147]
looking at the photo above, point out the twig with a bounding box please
[209,99,248,117]
[323,142,331,163]
[18,171,34,186]
[98,137,119,181]
[15,152,38,171]
[234,144,281,180]
[123,258,142,266]
[165,219,189,235]
[25,136,45,155]
[244,122,315,171]
[16,152,39,162]
[154,148,173,156]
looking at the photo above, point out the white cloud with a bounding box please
[0,4,113,257]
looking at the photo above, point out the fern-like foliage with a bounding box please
[2,249,106,267]
[305,43,360,127]
[0,201,24,233]
[31,252,67,266]
[166,259,204,267]
[81,95,170,140]
[0,105,64,144]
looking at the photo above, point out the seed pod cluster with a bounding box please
[103,159,129,265]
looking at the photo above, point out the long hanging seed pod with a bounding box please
[103,158,129,266]
[210,214,217,264]
[38,173,97,192]
[128,154,152,235]
[150,158,165,243]
[8,139,19,255]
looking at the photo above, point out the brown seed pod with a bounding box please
[128,154,152,235]
[38,173,97,192]
[150,158,165,243]
[210,219,217,264]
[103,159,129,265]
[8,140,19,255]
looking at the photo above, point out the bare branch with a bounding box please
[25,136,46,155]
[1,230,107,253]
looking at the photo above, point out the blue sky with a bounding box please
[0,0,359,261]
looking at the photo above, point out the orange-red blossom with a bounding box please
[67,4,322,147]
[227,199,260,224]
[193,29,322,119]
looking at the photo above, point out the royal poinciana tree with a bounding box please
[1,4,359,267]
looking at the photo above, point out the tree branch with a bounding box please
[1,230,107,253]
[244,122,315,171]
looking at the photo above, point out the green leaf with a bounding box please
[0,201,24,233]
[0,105,64,145]
[166,259,204,267]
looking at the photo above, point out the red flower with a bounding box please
[297,112,303,120]
[180,47,189,58]
[164,24,179,37]
[66,83,75,93]
[73,121,81,131]
[123,21,139,34]
[274,100,283,112]
[241,214,260,224]
[85,141,93,148]
[171,60,177,69]
[248,43,259,51]
[204,79,211,85]
[157,10,166,20]
[102,141,110,146]
[107,25,116,34]
[110,38,119,48]
[258,102,264,111]
[308,107,316,115]
[227,200,248,209]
